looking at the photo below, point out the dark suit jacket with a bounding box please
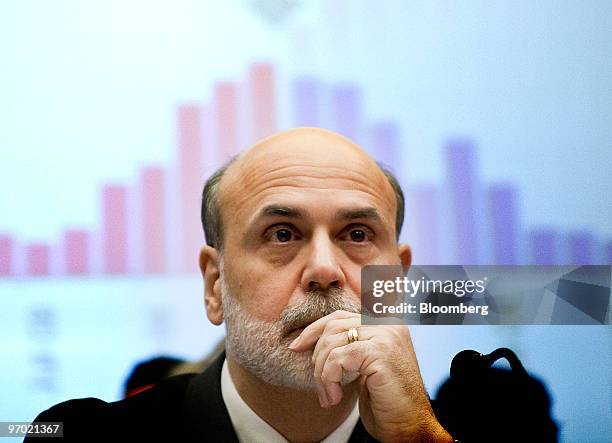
[26,354,379,442]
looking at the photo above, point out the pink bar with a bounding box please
[103,185,128,274]
[250,63,277,141]
[141,167,166,273]
[215,82,238,160]
[0,235,13,276]
[178,105,204,273]
[27,243,50,276]
[63,229,89,275]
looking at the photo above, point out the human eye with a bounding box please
[339,224,374,243]
[263,224,301,243]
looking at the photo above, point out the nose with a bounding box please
[300,230,346,292]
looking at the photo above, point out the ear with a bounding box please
[199,245,223,325]
[398,243,412,273]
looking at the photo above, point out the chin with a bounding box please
[271,353,317,390]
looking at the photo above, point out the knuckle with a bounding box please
[328,347,342,362]
[325,318,344,334]
[320,335,332,348]
[347,344,362,360]
[368,338,388,357]
[331,310,344,319]
[323,322,336,335]
[315,367,323,379]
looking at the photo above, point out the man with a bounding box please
[28,128,454,442]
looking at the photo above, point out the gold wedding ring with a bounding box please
[347,327,359,344]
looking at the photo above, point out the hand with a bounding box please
[288,310,452,443]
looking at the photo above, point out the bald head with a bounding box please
[224,128,379,182]
[201,127,404,250]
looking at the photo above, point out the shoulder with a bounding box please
[26,373,197,442]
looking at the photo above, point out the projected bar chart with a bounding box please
[141,167,166,274]
[178,105,204,274]
[0,236,12,276]
[26,244,50,276]
[250,63,277,141]
[63,230,89,276]
[487,184,518,265]
[214,83,238,161]
[0,62,610,280]
[568,231,594,265]
[408,185,442,265]
[103,185,128,275]
[331,85,362,144]
[369,122,400,168]
[446,139,480,265]
[293,77,321,127]
[530,228,559,265]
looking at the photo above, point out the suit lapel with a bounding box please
[181,352,378,442]
[349,419,379,442]
[182,352,239,442]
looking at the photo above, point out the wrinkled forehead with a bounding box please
[218,128,398,231]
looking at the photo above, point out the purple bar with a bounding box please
[0,235,12,276]
[606,240,612,264]
[530,228,558,265]
[292,77,320,127]
[103,184,128,274]
[487,184,518,265]
[27,243,50,276]
[63,230,89,275]
[331,85,361,142]
[410,185,440,264]
[370,122,399,168]
[567,230,594,264]
[141,167,166,274]
[446,138,479,264]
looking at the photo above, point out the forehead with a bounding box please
[218,129,397,229]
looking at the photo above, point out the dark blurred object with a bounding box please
[123,340,226,398]
[436,348,559,442]
[450,347,528,379]
[123,356,186,398]
[168,339,225,376]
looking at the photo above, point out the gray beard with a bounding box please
[220,272,361,390]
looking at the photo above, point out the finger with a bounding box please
[312,326,375,404]
[312,317,361,363]
[313,325,374,385]
[289,310,359,351]
[321,341,371,406]
[314,329,370,405]
[315,379,330,408]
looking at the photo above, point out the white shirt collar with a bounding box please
[221,359,360,443]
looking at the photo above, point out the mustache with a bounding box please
[279,287,361,335]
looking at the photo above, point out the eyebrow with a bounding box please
[258,205,307,220]
[336,207,382,222]
[254,205,382,223]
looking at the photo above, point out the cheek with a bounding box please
[342,253,398,301]
[223,242,390,318]
[345,268,363,302]
[229,261,298,322]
